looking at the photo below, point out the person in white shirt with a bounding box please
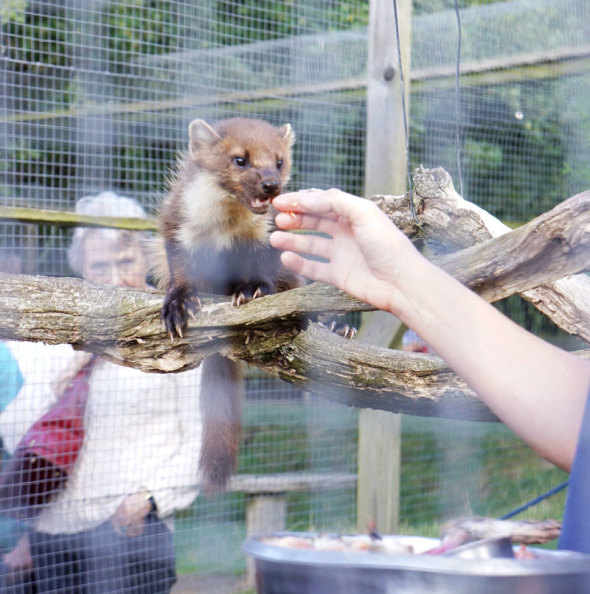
[1,192,203,593]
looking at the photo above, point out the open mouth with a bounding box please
[249,197,271,214]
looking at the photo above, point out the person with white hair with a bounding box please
[1,192,203,593]
[67,191,151,286]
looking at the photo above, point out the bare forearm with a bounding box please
[391,253,590,470]
[271,188,590,470]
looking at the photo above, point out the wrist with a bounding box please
[383,250,433,319]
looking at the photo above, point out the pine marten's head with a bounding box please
[188,117,294,215]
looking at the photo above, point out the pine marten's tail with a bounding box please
[199,354,243,494]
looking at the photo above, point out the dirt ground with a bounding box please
[172,573,249,593]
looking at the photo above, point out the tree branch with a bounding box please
[378,166,590,343]
[0,273,497,420]
[1,167,588,421]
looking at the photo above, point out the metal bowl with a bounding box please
[244,532,590,594]
[441,536,515,560]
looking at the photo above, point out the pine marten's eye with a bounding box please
[233,156,248,168]
[277,159,283,170]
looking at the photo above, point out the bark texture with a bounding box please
[1,167,589,421]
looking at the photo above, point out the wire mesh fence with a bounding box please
[0,0,588,590]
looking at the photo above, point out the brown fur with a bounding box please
[153,117,302,493]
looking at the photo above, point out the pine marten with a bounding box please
[153,117,303,493]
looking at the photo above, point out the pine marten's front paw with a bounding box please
[162,285,201,340]
[320,319,357,340]
[231,282,274,307]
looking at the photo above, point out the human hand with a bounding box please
[111,492,152,538]
[3,532,33,573]
[270,188,420,313]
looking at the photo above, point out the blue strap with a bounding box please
[0,345,26,548]
[0,343,23,411]
[559,390,590,552]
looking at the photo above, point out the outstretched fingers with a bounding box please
[273,190,336,217]
[274,188,375,222]
[270,229,333,261]
[274,211,338,235]
[279,251,333,284]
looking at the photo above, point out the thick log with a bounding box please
[0,273,369,372]
[378,166,590,344]
[0,274,497,420]
[247,323,500,421]
[2,269,590,421]
[1,167,589,420]
[436,188,590,303]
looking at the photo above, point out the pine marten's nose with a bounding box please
[261,180,280,196]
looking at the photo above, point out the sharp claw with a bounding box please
[175,325,183,339]
[253,287,262,300]
[168,332,175,343]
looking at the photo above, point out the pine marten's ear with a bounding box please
[278,123,295,148]
[188,119,221,156]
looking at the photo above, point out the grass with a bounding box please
[175,519,246,576]
[400,415,568,524]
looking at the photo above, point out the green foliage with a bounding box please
[4,0,580,227]
[400,415,568,528]
[1,1,189,203]
[6,140,76,190]
[238,402,308,473]
[562,78,590,193]
[329,1,370,30]
[414,0,504,15]
[410,80,571,222]
[2,2,74,112]
[214,0,369,46]
[101,0,184,70]
[111,140,179,195]
[238,398,357,475]
[0,0,26,24]
[2,3,70,70]
[214,0,296,46]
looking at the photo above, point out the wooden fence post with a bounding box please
[357,0,412,535]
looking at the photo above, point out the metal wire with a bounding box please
[2,0,590,583]
[454,0,464,198]
[392,0,418,224]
